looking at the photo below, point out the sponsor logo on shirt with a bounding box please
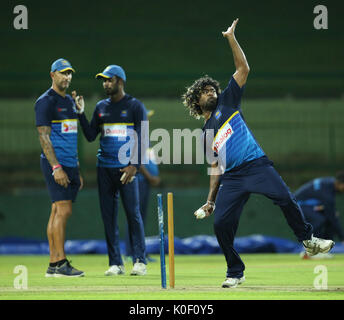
[61,120,77,133]
[213,121,234,153]
[99,112,110,117]
[103,124,127,137]
[57,107,67,112]
[120,110,128,117]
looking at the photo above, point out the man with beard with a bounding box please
[74,65,148,276]
[182,19,335,288]
[35,58,84,277]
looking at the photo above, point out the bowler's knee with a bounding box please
[275,191,296,207]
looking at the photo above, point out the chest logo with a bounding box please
[213,122,234,153]
[215,111,222,120]
[61,120,77,133]
[103,124,127,137]
[121,110,128,117]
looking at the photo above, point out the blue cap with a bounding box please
[51,58,75,73]
[96,65,126,82]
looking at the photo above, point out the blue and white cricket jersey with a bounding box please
[203,77,265,172]
[78,94,147,168]
[35,88,78,167]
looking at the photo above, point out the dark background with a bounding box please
[1,0,344,98]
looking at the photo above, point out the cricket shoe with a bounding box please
[105,265,125,276]
[302,235,335,256]
[222,276,245,288]
[55,260,85,277]
[130,260,147,276]
[45,266,56,278]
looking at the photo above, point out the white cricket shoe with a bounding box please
[130,260,147,276]
[222,276,245,288]
[104,265,125,276]
[302,235,335,256]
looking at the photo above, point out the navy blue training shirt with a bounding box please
[35,88,78,167]
[78,94,147,168]
[203,76,265,172]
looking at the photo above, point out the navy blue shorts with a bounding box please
[40,157,80,203]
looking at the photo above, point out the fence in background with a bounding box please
[1,98,343,191]
[1,97,344,240]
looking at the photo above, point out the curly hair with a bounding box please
[182,75,221,119]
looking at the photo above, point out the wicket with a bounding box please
[157,193,166,289]
[157,192,175,289]
[167,192,175,288]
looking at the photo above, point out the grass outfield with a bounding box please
[0,254,343,300]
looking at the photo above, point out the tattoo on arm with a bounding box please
[37,126,59,167]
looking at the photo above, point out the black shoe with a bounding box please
[55,260,85,277]
[45,266,56,278]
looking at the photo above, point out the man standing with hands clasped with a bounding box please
[73,65,148,276]
[182,19,335,288]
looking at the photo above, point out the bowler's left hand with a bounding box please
[196,200,216,218]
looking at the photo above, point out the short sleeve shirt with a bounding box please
[35,88,78,167]
[89,94,148,167]
[203,77,265,172]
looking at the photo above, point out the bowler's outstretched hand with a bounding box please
[222,18,239,38]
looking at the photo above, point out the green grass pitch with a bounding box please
[0,254,343,300]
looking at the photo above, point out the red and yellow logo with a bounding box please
[61,120,77,133]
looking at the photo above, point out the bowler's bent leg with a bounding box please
[248,164,313,241]
[300,206,326,238]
